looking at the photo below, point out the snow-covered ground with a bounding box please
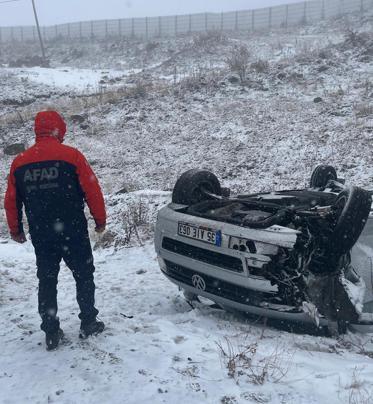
[0,10,373,404]
[4,67,140,92]
[1,240,373,404]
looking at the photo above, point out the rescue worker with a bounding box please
[4,110,106,350]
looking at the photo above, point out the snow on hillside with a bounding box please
[0,10,373,404]
[6,67,133,92]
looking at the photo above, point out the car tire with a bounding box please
[328,186,372,256]
[310,165,337,188]
[172,169,221,205]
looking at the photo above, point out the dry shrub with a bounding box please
[344,29,371,48]
[193,30,227,48]
[217,336,291,385]
[340,367,373,404]
[145,41,159,53]
[226,45,250,83]
[178,68,221,92]
[354,102,373,118]
[93,199,152,250]
[120,199,151,246]
[130,80,149,98]
[251,59,269,73]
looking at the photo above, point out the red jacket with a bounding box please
[4,111,106,237]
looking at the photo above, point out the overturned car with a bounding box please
[155,165,373,333]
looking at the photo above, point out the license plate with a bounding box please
[178,222,222,246]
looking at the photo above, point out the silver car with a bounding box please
[155,166,373,334]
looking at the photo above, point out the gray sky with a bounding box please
[0,0,303,26]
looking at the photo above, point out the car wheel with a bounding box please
[328,186,372,256]
[310,165,337,188]
[172,169,221,205]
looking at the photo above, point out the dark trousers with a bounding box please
[32,230,99,333]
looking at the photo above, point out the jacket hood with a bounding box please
[34,111,67,142]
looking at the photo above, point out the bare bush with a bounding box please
[217,337,291,385]
[178,68,221,92]
[226,45,250,83]
[344,29,370,47]
[354,102,373,118]
[339,367,373,404]
[94,198,153,249]
[119,199,149,246]
[193,31,227,48]
[362,79,372,97]
[251,59,270,73]
[145,41,159,53]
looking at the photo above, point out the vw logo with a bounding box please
[192,274,206,291]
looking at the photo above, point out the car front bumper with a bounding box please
[155,204,373,332]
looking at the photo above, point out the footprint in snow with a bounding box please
[130,324,161,334]
[173,335,186,344]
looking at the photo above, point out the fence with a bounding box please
[0,0,372,43]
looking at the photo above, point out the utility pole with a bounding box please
[31,0,46,64]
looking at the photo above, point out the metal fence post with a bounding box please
[220,12,224,31]
[105,20,108,37]
[360,0,364,13]
[67,23,70,39]
[54,25,58,39]
[252,9,255,32]
[158,16,162,37]
[79,21,82,39]
[235,11,239,30]
[90,20,94,39]
[303,1,307,23]
[145,17,149,39]
[285,4,289,28]
[131,18,135,38]
[321,0,325,19]
[20,26,24,42]
[340,0,344,16]
[268,7,272,28]
[32,26,36,41]
[0,27,2,44]
[118,19,122,37]
[10,26,14,42]
[205,13,208,31]
[174,15,178,35]
[189,14,192,33]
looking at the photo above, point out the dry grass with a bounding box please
[193,30,227,49]
[119,199,152,247]
[94,198,153,249]
[225,45,250,83]
[339,367,373,404]
[251,59,270,73]
[0,79,160,128]
[354,102,373,118]
[177,68,222,92]
[217,336,292,385]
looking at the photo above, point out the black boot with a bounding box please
[79,319,105,339]
[45,328,64,351]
